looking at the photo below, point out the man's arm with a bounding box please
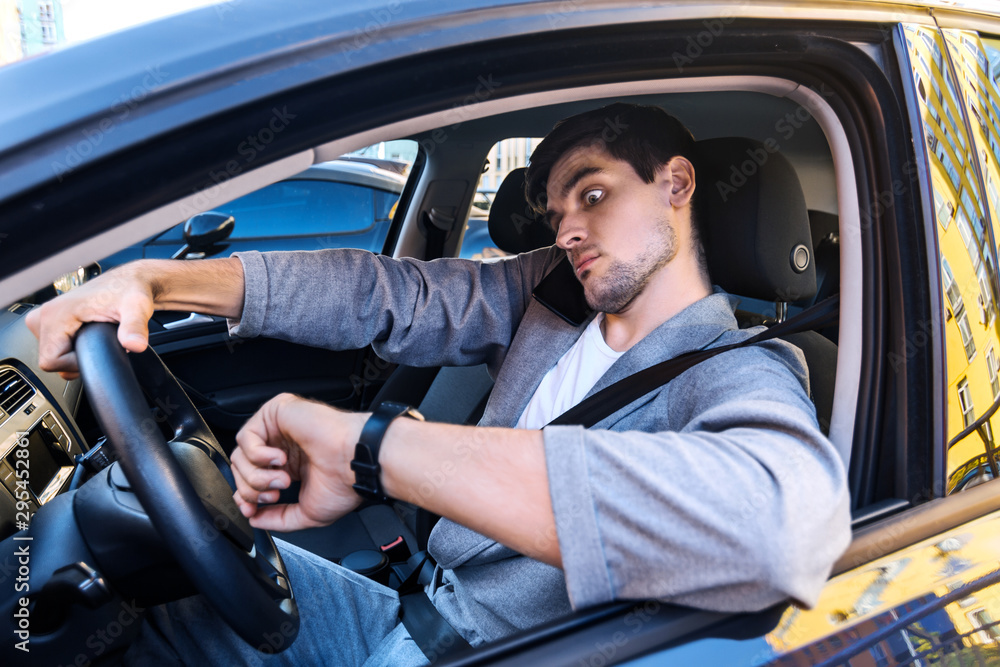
[230,394,561,567]
[26,257,244,378]
[226,247,563,371]
[382,419,559,566]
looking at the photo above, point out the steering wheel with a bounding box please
[74,322,299,652]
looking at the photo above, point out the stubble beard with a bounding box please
[580,216,678,314]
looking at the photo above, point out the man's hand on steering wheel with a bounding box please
[26,257,246,380]
[26,263,157,380]
[231,394,369,532]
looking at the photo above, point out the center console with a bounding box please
[0,366,83,538]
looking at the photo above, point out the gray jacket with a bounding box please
[230,245,851,645]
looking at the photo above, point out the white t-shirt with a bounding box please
[516,313,625,429]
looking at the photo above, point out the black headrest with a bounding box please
[487,167,554,254]
[693,137,816,302]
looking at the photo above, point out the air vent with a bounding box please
[0,368,34,415]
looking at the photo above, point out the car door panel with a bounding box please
[148,319,391,449]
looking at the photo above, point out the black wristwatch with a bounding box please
[351,401,424,502]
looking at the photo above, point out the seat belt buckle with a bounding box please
[380,535,412,562]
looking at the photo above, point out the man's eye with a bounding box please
[584,189,603,205]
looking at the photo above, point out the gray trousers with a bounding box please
[122,539,430,666]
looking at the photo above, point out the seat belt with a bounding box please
[399,593,471,662]
[548,294,840,429]
[395,551,472,662]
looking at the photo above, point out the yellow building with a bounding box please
[0,0,21,66]
[767,509,1000,659]
[900,26,1000,492]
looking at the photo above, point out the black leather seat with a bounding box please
[692,137,838,433]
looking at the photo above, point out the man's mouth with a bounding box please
[574,255,598,275]
[576,255,597,276]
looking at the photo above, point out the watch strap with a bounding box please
[351,401,424,501]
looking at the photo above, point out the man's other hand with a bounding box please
[231,393,369,532]
[25,264,156,380]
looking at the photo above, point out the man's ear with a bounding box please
[659,156,696,208]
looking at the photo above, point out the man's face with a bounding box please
[544,144,679,314]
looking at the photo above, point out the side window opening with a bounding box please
[458,137,543,261]
[98,141,418,270]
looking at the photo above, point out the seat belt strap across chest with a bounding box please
[546,295,840,429]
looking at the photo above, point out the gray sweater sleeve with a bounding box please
[228,246,562,371]
[543,343,851,613]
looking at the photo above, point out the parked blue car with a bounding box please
[98,158,407,270]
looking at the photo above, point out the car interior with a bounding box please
[1,76,877,662]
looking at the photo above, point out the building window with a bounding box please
[988,347,1000,399]
[958,378,975,428]
[978,265,995,325]
[943,258,964,311]
[957,309,977,360]
[869,642,890,667]
[955,208,983,271]
[968,608,1000,644]
[935,188,954,229]
[38,2,54,21]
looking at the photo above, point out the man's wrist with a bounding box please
[136,257,246,317]
[351,402,424,501]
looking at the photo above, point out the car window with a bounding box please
[375,189,398,222]
[95,142,416,271]
[459,136,542,260]
[205,180,377,240]
[902,26,1000,495]
[941,30,1000,494]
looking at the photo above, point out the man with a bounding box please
[27,104,850,664]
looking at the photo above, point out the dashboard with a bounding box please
[0,305,86,540]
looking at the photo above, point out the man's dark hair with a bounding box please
[524,103,707,275]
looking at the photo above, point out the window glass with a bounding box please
[459,137,543,261]
[958,377,975,427]
[375,190,399,222]
[987,346,999,398]
[942,30,1000,492]
[98,141,417,270]
[212,180,374,239]
[904,26,1000,493]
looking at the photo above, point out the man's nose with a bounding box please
[555,212,587,250]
